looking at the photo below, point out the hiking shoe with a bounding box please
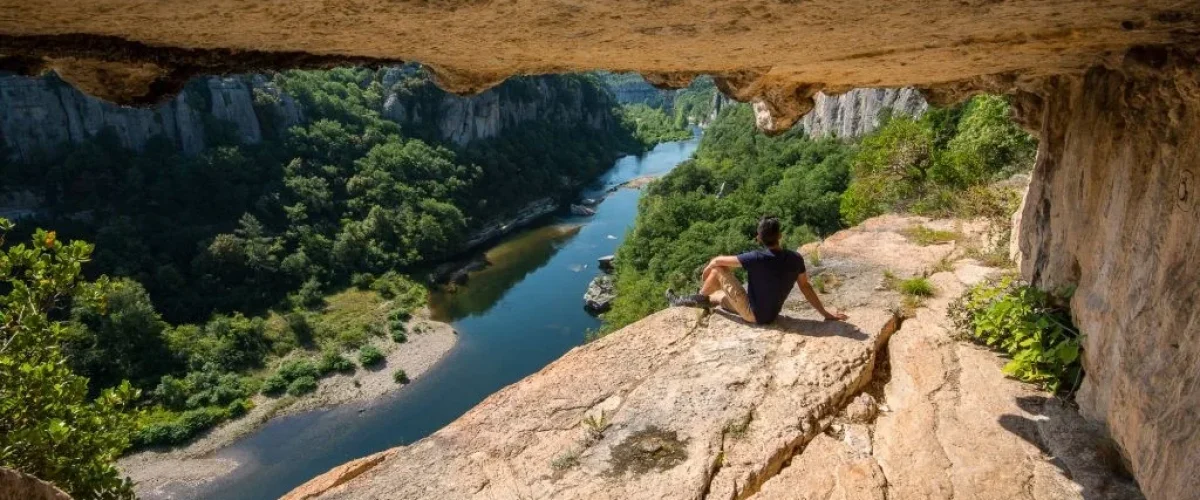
[666,289,712,309]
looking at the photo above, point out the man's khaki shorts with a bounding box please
[711,267,756,323]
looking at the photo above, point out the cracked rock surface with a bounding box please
[284,216,1140,500]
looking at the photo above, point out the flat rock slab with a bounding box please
[287,304,896,500]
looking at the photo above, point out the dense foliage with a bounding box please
[840,96,1035,225]
[601,95,1035,333]
[670,77,718,126]
[620,104,694,145]
[0,219,138,499]
[949,276,1081,392]
[3,68,636,325]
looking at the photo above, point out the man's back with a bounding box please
[736,248,806,324]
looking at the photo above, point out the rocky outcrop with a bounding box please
[287,215,1137,500]
[1,69,617,163]
[582,274,614,314]
[0,72,207,162]
[204,77,261,145]
[0,467,71,500]
[0,72,285,162]
[383,75,618,146]
[800,88,928,139]
[1015,50,1200,500]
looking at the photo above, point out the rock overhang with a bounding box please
[3,0,1199,132]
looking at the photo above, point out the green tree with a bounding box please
[66,278,177,393]
[0,219,139,499]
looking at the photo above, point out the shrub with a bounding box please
[392,369,409,384]
[291,277,326,310]
[949,276,1081,392]
[391,326,408,344]
[358,345,385,367]
[351,272,376,290]
[276,359,320,382]
[261,374,288,395]
[317,349,355,375]
[372,272,427,313]
[336,325,370,349]
[388,308,412,322]
[286,376,319,396]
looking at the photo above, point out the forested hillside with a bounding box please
[3,68,639,323]
[0,67,656,499]
[600,96,1035,331]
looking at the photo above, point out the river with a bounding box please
[184,134,700,499]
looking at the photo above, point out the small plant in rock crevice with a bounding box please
[949,276,1082,393]
[899,277,935,297]
[582,410,612,443]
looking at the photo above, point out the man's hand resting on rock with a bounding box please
[823,311,849,321]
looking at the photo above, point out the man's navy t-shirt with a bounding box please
[736,248,806,324]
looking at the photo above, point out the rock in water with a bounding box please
[597,255,615,273]
[570,204,596,216]
[583,274,615,314]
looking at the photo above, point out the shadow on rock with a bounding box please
[712,310,870,341]
[999,396,1144,500]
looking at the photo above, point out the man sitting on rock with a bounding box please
[667,216,847,324]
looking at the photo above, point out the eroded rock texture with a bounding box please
[1016,49,1200,500]
[4,1,1199,130]
[801,88,928,139]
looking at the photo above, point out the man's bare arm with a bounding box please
[797,272,848,321]
[702,255,741,278]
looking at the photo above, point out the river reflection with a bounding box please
[429,224,582,322]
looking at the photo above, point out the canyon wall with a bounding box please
[0,69,619,164]
[800,88,928,139]
[1016,50,1199,500]
[0,73,299,163]
[382,74,618,147]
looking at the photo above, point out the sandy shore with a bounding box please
[118,309,458,499]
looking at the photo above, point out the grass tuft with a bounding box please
[901,225,962,246]
[899,277,935,297]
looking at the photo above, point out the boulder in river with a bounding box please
[570,204,596,216]
[582,274,615,314]
[597,255,615,273]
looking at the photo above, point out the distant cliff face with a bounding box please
[382,73,618,147]
[800,88,928,139]
[0,73,303,163]
[0,69,616,163]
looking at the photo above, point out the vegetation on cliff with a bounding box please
[950,276,1082,393]
[620,104,694,145]
[601,95,1035,333]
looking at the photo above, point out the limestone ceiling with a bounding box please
[3,0,1199,131]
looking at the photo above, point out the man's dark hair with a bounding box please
[757,216,782,247]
